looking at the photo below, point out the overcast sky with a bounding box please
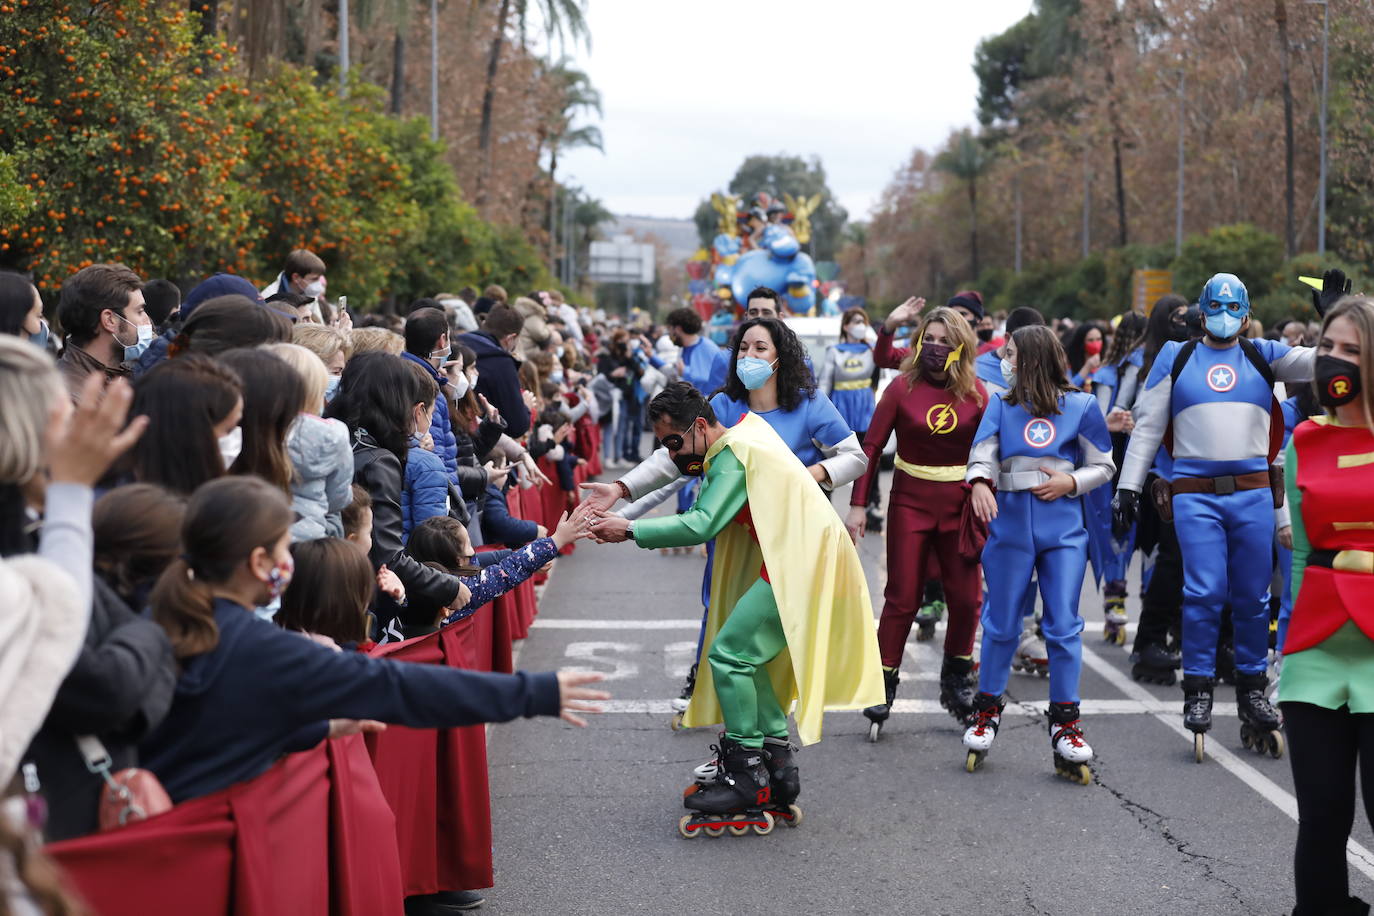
[555,0,1034,223]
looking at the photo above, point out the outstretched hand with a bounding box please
[1313,268,1353,317]
[884,296,926,332]
[844,505,866,543]
[578,481,622,513]
[552,503,595,549]
[47,374,148,487]
[588,513,632,544]
[556,670,610,727]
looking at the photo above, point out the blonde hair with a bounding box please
[292,323,352,367]
[899,307,983,407]
[1320,296,1374,434]
[0,336,63,484]
[349,327,404,356]
[263,342,329,416]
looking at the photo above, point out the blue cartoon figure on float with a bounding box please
[730,231,818,315]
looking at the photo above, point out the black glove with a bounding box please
[1111,489,1139,540]
[1311,268,1352,317]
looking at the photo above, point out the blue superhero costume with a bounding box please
[1117,275,1313,681]
[966,390,1115,703]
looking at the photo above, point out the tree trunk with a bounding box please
[1103,12,1128,247]
[968,179,980,280]
[548,145,559,268]
[475,0,511,209]
[1276,0,1297,258]
[390,29,405,116]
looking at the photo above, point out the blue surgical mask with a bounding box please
[736,356,777,391]
[118,314,155,362]
[1203,311,1243,340]
[1000,357,1016,388]
[29,319,49,351]
[324,374,341,403]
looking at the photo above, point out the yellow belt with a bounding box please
[833,379,871,391]
[1334,549,1374,575]
[893,456,966,482]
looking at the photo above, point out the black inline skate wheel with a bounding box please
[1193,732,1205,764]
[1240,728,1253,751]
[1268,731,1285,759]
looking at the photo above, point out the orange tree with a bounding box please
[0,0,257,290]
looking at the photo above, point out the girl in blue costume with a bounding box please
[819,307,881,527]
[581,316,867,718]
[962,326,1116,783]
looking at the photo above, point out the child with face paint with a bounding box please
[844,308,988,737]
[1279,295,1374,915]
[963,326,1116,782]
[140,475,608,805]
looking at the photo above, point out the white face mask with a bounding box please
[302,278,325,298]
[452,373,470,399]
[218,426,242,470]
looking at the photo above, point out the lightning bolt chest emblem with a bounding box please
[926,403,958,435]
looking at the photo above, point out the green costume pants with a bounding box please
[709,576,789,749]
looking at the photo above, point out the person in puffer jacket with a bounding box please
[401,307,460,486]
[401,361,452,540]
[266,343,354,541]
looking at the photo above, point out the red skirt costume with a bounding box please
[1286,419,1374,654]
[853,374,988,666]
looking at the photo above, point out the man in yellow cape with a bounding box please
[592,382,883,794]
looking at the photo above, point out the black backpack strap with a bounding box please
[1237,336,1277,389]
[1168,339,1199,387]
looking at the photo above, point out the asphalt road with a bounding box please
[484,468,1374,916]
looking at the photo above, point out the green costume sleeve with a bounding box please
[633,447,748,550]
[1285,437,1310,600]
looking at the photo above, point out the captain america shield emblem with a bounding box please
[1023,418,1056,448]
[1205,363,1238,392]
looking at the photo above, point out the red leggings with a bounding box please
[876,474,982,666]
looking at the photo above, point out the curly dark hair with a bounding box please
[716,316,816,411]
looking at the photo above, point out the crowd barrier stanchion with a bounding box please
[48,739,404,915]
[366,621,494,896]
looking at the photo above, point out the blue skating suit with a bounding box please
[966,391,1115,703]
[1118,338,1313,679]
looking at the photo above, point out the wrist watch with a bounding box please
[627,520,636,541]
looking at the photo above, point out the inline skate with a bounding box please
[1048,701,1093,785]
[680,738,776,838]
[962,692,1005,773]
[938,655,977,725]
[915,581,946,642]
[1102,579,1128,646]
[1182,675,1214,763]
[761,736,803,827]
[1130,642,1180,686]
[669,662,697,731]
[863,666,900,742]
[1012,620,1049,677]
[1236,672,1284,759]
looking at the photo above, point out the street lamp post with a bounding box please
[1306,0,1329,255]
[338,0,350,93]
[429,0,439,142]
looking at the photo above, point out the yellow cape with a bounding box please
[682,413,885,745]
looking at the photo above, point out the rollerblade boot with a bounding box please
[1130,642,1181,686]
[915,590,945,642]
[863,666,900,742]
[1103,579,1128,646]
[938,655,977,725]
[962,692,1005,773]
[1236,672,1285,759]
[669,663,697,730]
[1182,675,1214,763]
[762,736,803,827]
[680,738,776,838]
[1012,620,1049,677]
[1048,702,1093,785]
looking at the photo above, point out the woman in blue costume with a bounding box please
[581,314,867,717]
[961,326,1115,783]
[819,307,881,528]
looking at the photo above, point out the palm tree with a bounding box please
[935,129,994,279]
[540,59,602,261]
[476,0,589,207]
[1275,0,1297,257]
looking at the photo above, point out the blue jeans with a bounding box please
[616,396,642,461]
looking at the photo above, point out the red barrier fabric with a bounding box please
[48,741,404,916]
[366,620,494,894]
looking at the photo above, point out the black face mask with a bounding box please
[666,422,706,477]
[1167,313,1190,342]
[976,327,994,343]
[1315,354,1362,408]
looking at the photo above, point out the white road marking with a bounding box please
[585,698,1239,716]
[563,642,641,681]
[1080,642,1374,885]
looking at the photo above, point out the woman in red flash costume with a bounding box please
[845,307,988,740]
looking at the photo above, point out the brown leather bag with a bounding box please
[77,735,173,830]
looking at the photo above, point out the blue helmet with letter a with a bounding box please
[1198,272,1249,340]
